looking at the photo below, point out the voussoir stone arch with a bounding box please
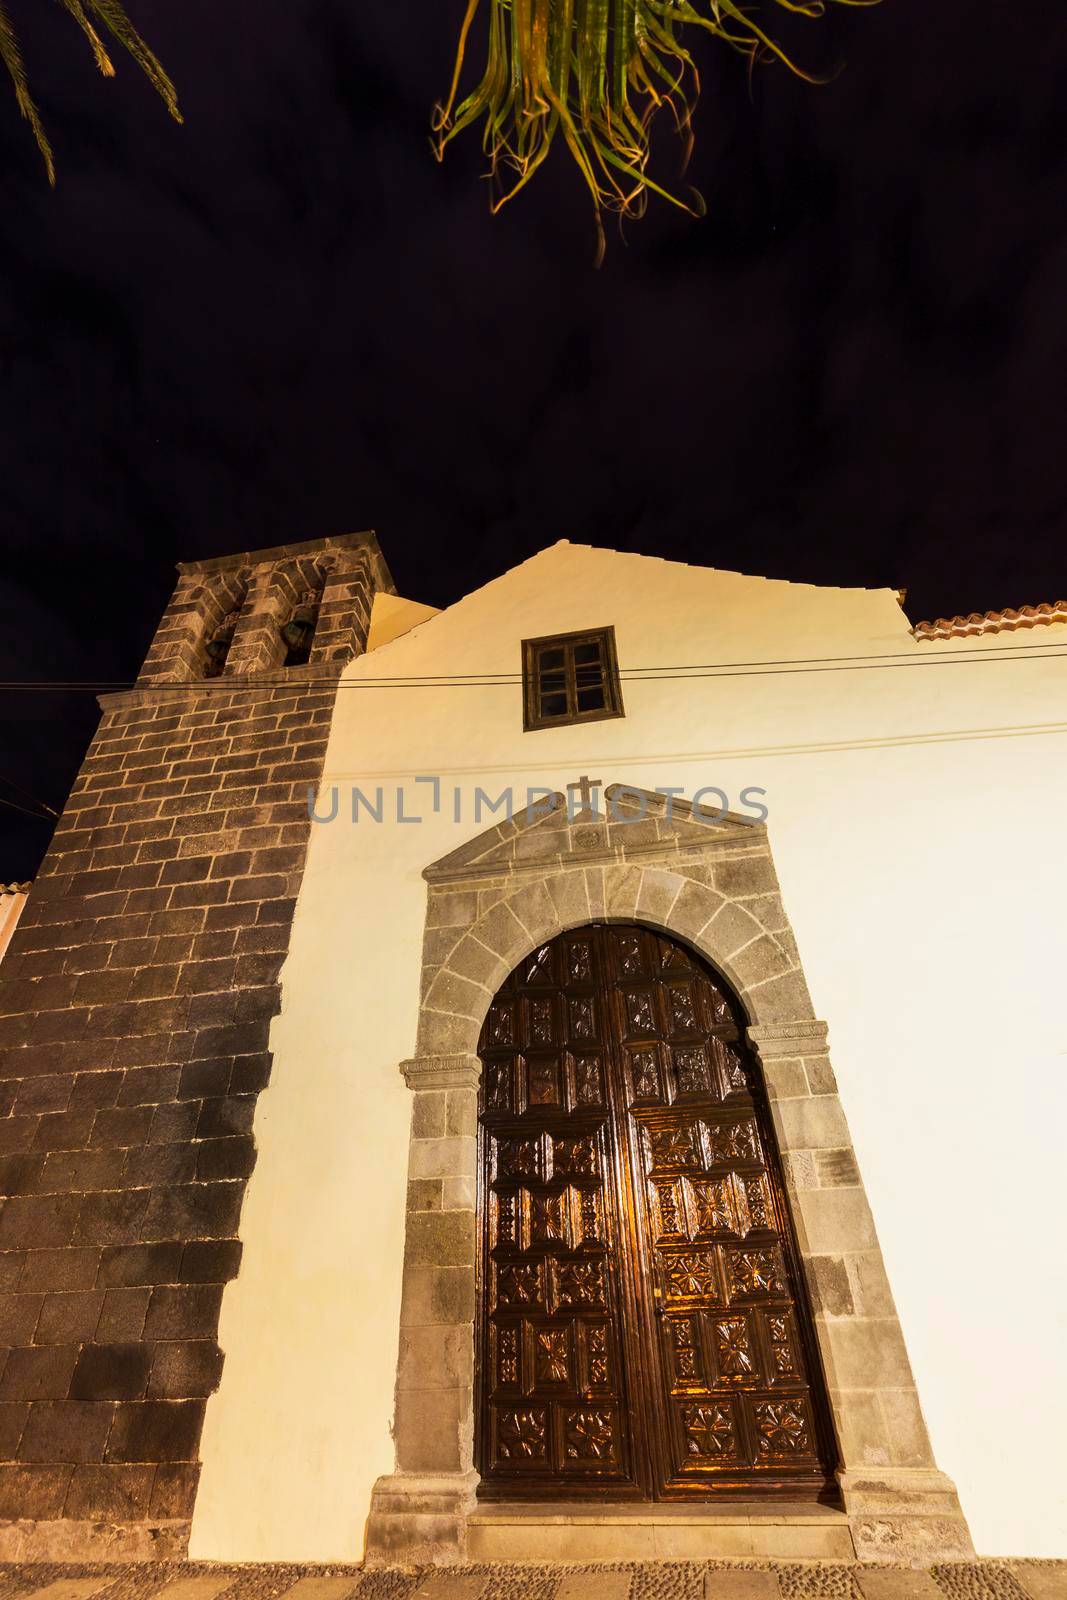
[416,858,816,1061]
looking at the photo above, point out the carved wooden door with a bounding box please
[476,923,835,1501]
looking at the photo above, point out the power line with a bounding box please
[0,793,54,822]
[617,652,1067,682]
[640,638,1067,672]
[0,636,1065,691]
[3,656,1066,689]
[0,774,57,818]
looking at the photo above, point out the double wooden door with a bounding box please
[475,923,835,1500]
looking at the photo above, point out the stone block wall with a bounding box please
[0,533,391,1554]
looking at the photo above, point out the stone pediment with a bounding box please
[423,781,766,885]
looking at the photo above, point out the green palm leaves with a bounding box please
[1,0,180,182]
[434,0,858,253]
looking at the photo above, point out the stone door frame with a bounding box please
[365,785,972,1566]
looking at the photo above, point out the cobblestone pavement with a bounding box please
[0,1563,1064,1600]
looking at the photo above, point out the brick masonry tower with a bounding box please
[0,532,393,1558]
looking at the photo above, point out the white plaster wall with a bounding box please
[0,888,29,966]
[365,593,440,652]
[191,543,1067,1561]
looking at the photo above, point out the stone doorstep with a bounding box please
[468,1539,856,1562]
[465,1501,856,1563]
[467,1502,849,1524]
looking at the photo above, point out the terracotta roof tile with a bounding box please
[912,600,1067,642]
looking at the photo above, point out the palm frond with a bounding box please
[435,0,869,247]
[2,0,180,181]
[55,0,116,78]
[83,0,182,121]
[0,0,55,181]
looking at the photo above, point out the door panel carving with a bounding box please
[476,924,835,1500]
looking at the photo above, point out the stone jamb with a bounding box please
[364,786,973,1567]
[308,550,378,664]
[137,567,249,683]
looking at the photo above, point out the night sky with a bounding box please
[1,0,1063,879]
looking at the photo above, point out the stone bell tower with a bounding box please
[0,532,392,1559]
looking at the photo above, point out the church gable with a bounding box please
[345,539,911,692]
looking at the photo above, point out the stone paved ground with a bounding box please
[0,1563,1064,1600]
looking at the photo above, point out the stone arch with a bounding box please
[416,815,816,1064]
[365,784,972,1569]
[420,883,810,1061]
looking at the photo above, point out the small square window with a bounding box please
[521,626,625,731]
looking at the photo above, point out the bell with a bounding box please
[280,595,317,652]
[205,610,239,662]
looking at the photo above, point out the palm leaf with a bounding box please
[83,0,181,122]
[0,0,54,182]
[435,0,877,249]
[2,0,180,181]
[55,0,115,78]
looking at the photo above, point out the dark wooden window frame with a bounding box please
[522,626,625,732]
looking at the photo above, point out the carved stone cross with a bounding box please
[566,774,602,817]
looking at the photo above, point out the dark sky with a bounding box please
[1,0,1064,879]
